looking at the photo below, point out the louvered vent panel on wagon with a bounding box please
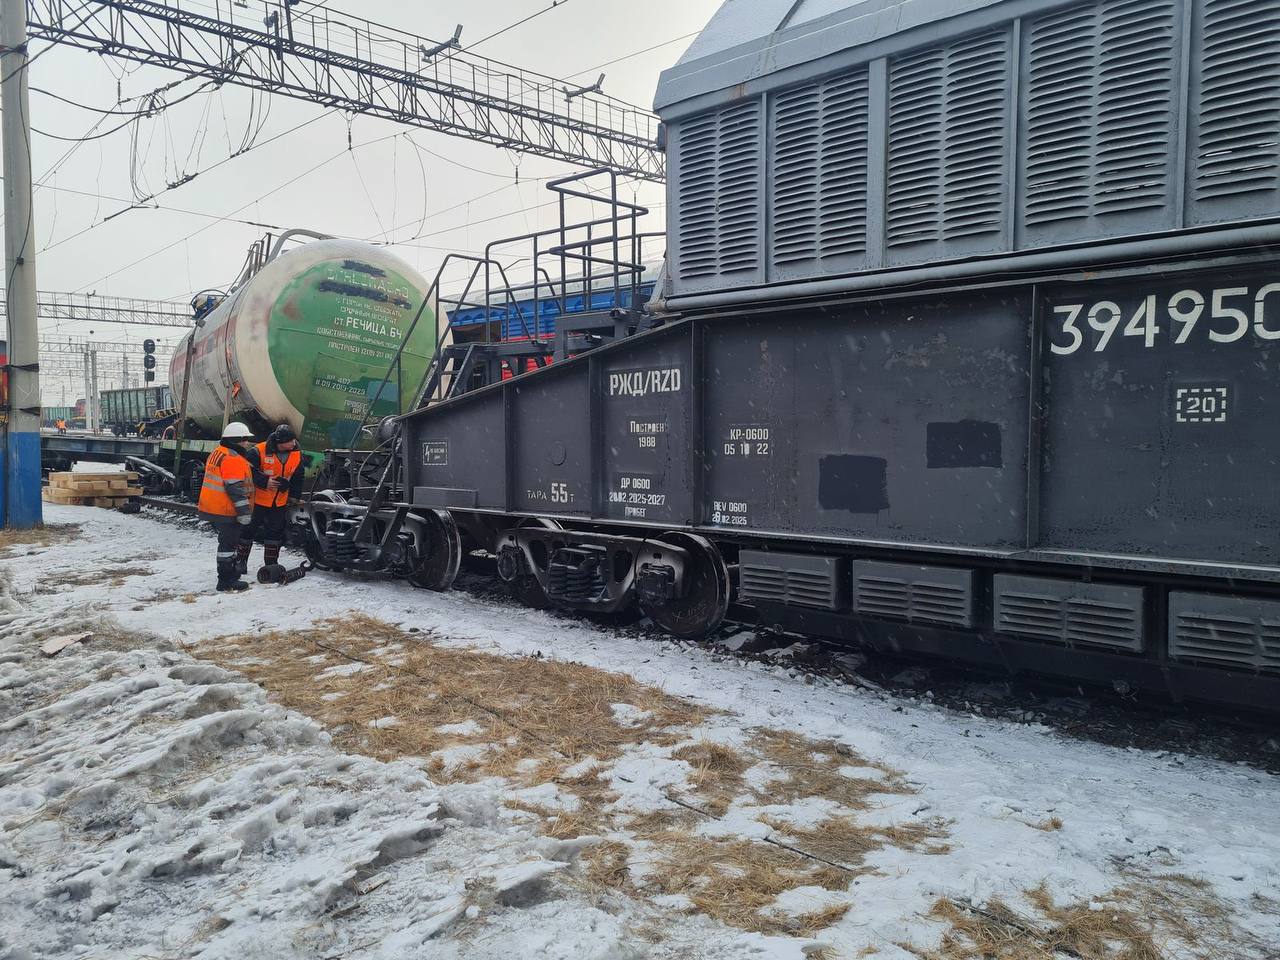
[717,101,764,279]
[673,113,719,283]
[852,561,975,628]
[1095,0,1176,214]
[1023,6,1095,227]
[994,575,1145,652]
[1021,0,1178,244]
[817,71,869,263]
[888,47,946,250]
[887,29,1009,264]
[1189,0,1280,224]
[739,551,845,610]
[770,83,823,270]
[940,32,1008,241]
[739,563,788,604]
[1168,593,1280,673]
[768,68,870,279]
[671,101,763,291]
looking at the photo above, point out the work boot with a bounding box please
[235,542,252,577]
[217,557,250,593]
[264,543,282,567]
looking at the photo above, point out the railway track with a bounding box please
[125,493,1279,769]
[138,495,199,518]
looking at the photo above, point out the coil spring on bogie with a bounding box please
[326,518,360,565]
[546,548,605,604]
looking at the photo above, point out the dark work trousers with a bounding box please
[239,504,288,568]
[214,519,248,586]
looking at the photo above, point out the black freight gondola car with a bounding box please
[303,0,1280,711]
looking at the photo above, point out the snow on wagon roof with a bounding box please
[655,0,1011,113]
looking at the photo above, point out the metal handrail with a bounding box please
[342,166,659,504]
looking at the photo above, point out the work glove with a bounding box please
[236,513,252,526]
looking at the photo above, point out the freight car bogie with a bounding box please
[492,520,733,636]
[298,494,461,591]
[474,513,1280,712]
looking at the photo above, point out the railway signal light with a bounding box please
[143,338,156,383]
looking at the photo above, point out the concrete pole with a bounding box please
[1,0,43,526]
[89,349,99,433]
[82,347,91,427]
[171,325,200,497]
[122,354,130,391]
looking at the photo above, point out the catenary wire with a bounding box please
[30,0,621,288]
[565,30,700,78]
[0,0,96,85]
[71,131,403,293]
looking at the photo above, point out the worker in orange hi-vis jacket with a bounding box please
[196,421,256,592]
[237,423,304,577]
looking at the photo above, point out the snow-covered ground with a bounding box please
[1,502,1278,959]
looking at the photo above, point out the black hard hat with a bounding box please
[272,423,297,444]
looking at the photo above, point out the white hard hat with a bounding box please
[221,421,254,440]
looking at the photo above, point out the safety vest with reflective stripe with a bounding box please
[198,445,253,518]
[253,441,302,508]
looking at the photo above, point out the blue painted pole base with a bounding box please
[2,430,44,528]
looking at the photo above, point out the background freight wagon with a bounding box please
[41,405,73,428]
[101,386,173,435]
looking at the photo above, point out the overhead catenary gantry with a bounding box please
[39,335,179,353]
[0,289,194,329]
[25,0,666,182]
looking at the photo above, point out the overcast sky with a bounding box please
[6,0,724,401]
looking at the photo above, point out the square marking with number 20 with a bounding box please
[1174,386,1229,424]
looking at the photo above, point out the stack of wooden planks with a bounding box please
[42,471,144,508]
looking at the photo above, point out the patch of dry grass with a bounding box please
[665,727,915,826]
[0,522,78,556]
[92,619,172,653]
[626,807,701,837]
[673,740,754,815]
[634,833,852,936]
[763,813,950,867]
[911,871,1264,960]
[200,614,704,793]
[34,564,151,592]
[199,613,948,943]
[748,728,910,810]
[789,903,853,937]
[595,725,946,938]
[505,798,610,839]
[582,840,632,890]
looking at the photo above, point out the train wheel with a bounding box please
[300,521,335,571]
[408,509,462,591]
[302,535,332,571]
[181,462,205,503]
[503,517,560,609]
[512,576,552,610]
[299,491,345,571]
[640,532,731,640]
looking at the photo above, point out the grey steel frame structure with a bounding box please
[0,290,193,328]
[26,0,665,182]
